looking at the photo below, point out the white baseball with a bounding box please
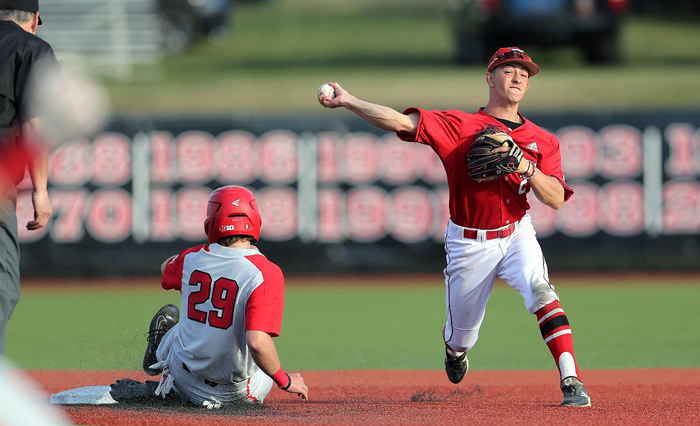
[318,83,335,99]
[28,64,110,148]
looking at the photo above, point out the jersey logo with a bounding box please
[526,142,538,152]
[232,199,240,206]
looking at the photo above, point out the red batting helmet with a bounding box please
[204,186,262,244]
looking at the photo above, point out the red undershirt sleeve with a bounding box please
[161,245,208,291]
[244,255,285,337]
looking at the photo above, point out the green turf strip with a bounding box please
[103,0,700,114]
[6,280,699,371]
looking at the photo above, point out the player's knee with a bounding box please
[528,282,557,313]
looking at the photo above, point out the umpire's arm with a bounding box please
[22,117,51,230]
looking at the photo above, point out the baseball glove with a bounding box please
[109,378,160,403]
[466,128,523,182]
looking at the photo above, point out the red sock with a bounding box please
[535,300,580,380]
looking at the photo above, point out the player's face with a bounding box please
[489,64,530,104]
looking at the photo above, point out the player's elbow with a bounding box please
[246,330,272,354]
[395,120,413,134]
[550,190,566,210]
[395,112,419,136]
[535,192,563,210]
[538,183,565,210]
[547,198,564,210]
[247,341,263,356]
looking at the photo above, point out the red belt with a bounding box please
[463,223,515,240]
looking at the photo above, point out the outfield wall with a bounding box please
[18,111,700,277]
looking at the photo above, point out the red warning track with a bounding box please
[27,369,700,425]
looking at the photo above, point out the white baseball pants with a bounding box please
[155,324,273,407]
[442,214,559,353]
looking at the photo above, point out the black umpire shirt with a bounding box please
[0,19,57,184]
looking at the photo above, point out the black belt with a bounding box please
[182,363,218,387]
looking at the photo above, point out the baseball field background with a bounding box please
[3,1,700,425]
[8,276,700,371]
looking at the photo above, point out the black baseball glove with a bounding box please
[466,128,523,182]
[109,378,161,403]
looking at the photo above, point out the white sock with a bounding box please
[558,352,577,380]
[446,347,465,358]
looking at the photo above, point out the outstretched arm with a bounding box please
[318,82,419,139]
[246,330,309,400]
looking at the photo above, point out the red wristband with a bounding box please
[271,366,290,389]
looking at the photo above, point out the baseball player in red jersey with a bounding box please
[319,47,590,407]
[142,185,308,408]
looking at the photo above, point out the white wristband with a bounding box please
[520,161,536,180]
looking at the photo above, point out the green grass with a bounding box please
[102,1,700,114]
[6,278,700,371]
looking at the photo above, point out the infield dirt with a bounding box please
[29,368,700,425]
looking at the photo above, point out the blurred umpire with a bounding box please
[0,0,57,360]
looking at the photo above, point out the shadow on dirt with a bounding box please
[107,378,267,415]
[410,384,483,402]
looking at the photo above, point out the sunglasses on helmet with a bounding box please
[488,49,532,69]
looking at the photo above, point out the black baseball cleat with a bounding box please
[560,376,592,407]
[143,304,179,376]
[444,348,469,384]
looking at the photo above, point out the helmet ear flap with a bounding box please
[204,200,222,244]
[249,199,262,229]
